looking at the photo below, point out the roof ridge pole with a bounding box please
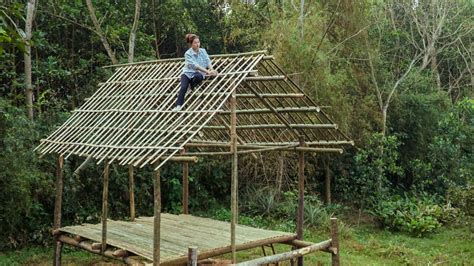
[297,136,305,266]
[153,166,161,265]
[53,154,64,266]
[230,88,238,264]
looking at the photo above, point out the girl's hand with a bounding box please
[209,70,218,76]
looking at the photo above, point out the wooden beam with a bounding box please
[331,218,340,266]
[297,136,305,266]
[236,93,304,98]
[218,106,320,115]
[230,89,238,264]
[244,75,286,81]
[153,169,161,266]
[188,246,198,266]
[236,240,332,266]
[181,149,189,215]
[201,124,337,130]
[242,83,301,137]
[101,161,110,254]
[53,155,64,266]
[58,235,150,264]
[162,235,296,265]
[128,165,135,221]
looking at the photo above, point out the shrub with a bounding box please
[373,195,461,237]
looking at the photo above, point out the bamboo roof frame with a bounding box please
[36,51,353,170]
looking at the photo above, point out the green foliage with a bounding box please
[337,133,403,207]
[373,195,462,237]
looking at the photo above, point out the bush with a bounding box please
[373,195,461,237]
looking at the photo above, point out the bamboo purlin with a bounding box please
[36,51,352,169]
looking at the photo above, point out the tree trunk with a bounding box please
[152,0,161,59]
[24,0,37,120]
[128,0,141,63]
[381,105,388,136]
[85,0,118,64]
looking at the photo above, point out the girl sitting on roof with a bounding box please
[173,33,218,112]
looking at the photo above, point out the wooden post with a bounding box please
[297,136,305,266]
[53,155,64,266]
[101,160,110,254]
[128,165,136,221]
[182,149,189,214]
[188,246,197,266]
[330,218,340,266]
[324,157,331,204]
[153,169,161,265]
[230,89,238,263]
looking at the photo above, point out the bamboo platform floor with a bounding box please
[59,214,296,264]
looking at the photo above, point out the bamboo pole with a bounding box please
[330,218,340,266]
[128,165,136,221]
[182,149,189,214]
[297,136,305,266]
[230,88,238,264]
[236,240,332,266]
[153,169,161,265]
[53,155,64,266]
[217,106,320,114]
[200,124,337,130]
[58,235,150,264]
[188,246,198,266]
[102,50,267,69]
[101,160,110,254]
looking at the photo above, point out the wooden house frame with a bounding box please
[37,51,352,265]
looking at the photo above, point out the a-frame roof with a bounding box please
[36,51,352,170]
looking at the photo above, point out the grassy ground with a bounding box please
[1,220,472,265]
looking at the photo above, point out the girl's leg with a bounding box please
[190,72,204,90]
[176,74,191,107]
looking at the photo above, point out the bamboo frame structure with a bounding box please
[41,51,351,265]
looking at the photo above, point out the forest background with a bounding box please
[0,0,472,263]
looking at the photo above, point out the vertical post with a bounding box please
[324,157,331,204]
[297,136,305,266]
[129,165,136,221]
[188,246,198,266]
[182,149,189,214]
[330,218,340,266]
[101,160,110,254]
[53,155,64,266]
[153,169,161,266]
[230,89,238,263]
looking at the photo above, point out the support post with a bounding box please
[182,149,189,214]
[101,160,110,254]
[188,246,198,266]
[153,169,161,265]
[330,218,340,266]
[297,136,305,266]
[324,157,331,204]
[230,89,238,263]
[128,165,136,221]
[53,155,64,266]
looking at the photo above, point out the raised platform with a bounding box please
[58,214,296,264]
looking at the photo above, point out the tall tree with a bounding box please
[128,0,141,63]
[24,0,36,119]
[85,0,118,64]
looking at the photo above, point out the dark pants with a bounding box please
[176,73,204,106]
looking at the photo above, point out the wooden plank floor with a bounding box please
[59,214,295,264]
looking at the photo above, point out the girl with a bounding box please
[173,34,218,111]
